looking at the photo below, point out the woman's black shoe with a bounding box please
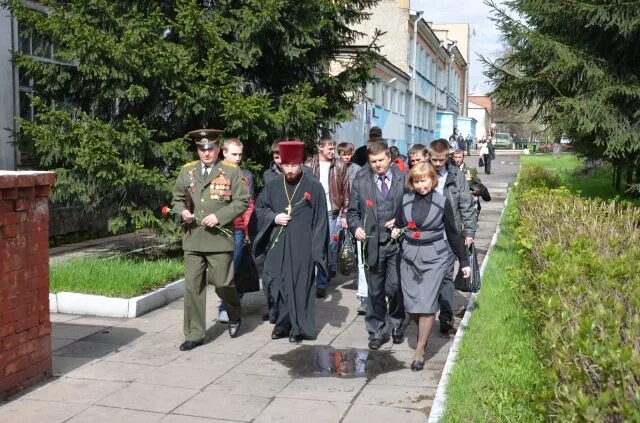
[271,327,290,339]
[410,360,424,371]
[289,334,302,343]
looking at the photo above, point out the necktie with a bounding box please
[379,174,389,197]
[203,165,211,176]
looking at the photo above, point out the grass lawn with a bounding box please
[50,257,184,298]
[442,192,547,422]
[521,153,639,206]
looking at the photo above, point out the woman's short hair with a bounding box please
[407,162,438,190]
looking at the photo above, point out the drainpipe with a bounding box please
[410,11,424,148]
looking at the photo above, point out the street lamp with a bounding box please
[490,122,496,137]
[410,10,424,147]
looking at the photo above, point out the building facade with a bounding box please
[343,0,470,153]
[468,100,491,141]
[0,6,17,170]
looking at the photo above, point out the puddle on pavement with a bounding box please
[270,345,405,379]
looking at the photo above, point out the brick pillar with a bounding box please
[0,171,55,398]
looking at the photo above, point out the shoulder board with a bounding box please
[182,160,199,169]
[221,160,238,168]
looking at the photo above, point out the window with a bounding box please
[399,91,405,116]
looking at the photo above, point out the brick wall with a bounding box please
[0,171,55,398]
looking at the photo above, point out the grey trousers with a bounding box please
[438,253,456,324]
[364,243,405,340]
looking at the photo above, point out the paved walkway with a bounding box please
[0,155,519,423]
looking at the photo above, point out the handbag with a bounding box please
[454,244,481,293]
[478,156,485,167]
[235,243,260,293]
[337,228,357,275]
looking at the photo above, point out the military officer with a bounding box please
[171,129,250,351]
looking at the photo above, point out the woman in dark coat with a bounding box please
[392,162,471,371]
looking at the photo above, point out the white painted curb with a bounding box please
[428,193,511,422]
[49,278,185,318]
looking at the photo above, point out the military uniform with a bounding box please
[172,130,250,345]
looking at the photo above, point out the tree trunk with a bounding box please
[615,165,622,191]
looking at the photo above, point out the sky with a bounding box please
[411,0,505,94]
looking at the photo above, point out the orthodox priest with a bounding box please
[254,141,328,343]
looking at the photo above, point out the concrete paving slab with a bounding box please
[103,340,185,367]
[0,399,89,422]
[51,355,94,377]
[27,377,126,404]
[342,403,427,423]
[253,398,350,423]
[97,382,199,414]
[277,377,367,403]
[66,405,164,423]
[174,391,271,421]
[354,383,435,410]
[52,323,107,340]
[206,372,291,398]
[66,360,155,382]
[161,415,230,423]
[134,362,227,390]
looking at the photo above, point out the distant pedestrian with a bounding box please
[465,134,472,155]
[408,144,426,168]
[352,126,383,167]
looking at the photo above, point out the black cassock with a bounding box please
[253,173,328,338]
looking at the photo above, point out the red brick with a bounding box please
[18,187,34,199]
[15,198,34,211]
[2,213,20,226]
[27,327,38,340]
[33,185,51,198]
[0,201,14,213]
[1,225,17,238]
[5,355,32,376]
[2,306,27,324]
[0,176,17,190]
[2,331,29,351]
[14,315,38,333]
[0,350,17,367]
[0,323,16,338]
[0,358,51,395]
[38,322,51,337]
[16,339,39,358]
[10,253,24,271]
[34,173,56,186]
[1,188,18,200]
[39,310,49,323]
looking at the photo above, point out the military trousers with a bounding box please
[183,251,241,342]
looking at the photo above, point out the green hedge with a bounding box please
[515,167,640,420]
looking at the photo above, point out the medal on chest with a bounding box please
[187,168,197,193]
[210,169,232,201]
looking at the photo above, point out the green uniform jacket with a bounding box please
[172,160,250,252]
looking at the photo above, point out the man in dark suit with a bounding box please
[347,140,407,350]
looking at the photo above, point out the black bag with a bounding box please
[454,244,481,293]
[337,228,357,275]
[470,182,491,202]
[478,156,485,167]
[235,243,260,293]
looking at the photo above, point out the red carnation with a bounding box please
[332,234,339,242]
[412,231,421,239]
[161,206,171,217]
[365,200,374,207]
[304,192,312,200]
[407,221,417,230]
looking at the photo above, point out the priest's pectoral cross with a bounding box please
[285,205,292,216]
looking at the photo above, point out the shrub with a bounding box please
[517,164,560,192]
[514,186,640,421]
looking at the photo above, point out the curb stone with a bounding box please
[49,278,185,318]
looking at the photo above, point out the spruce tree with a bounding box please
[9,0,380,231]
[484,0,640,190]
